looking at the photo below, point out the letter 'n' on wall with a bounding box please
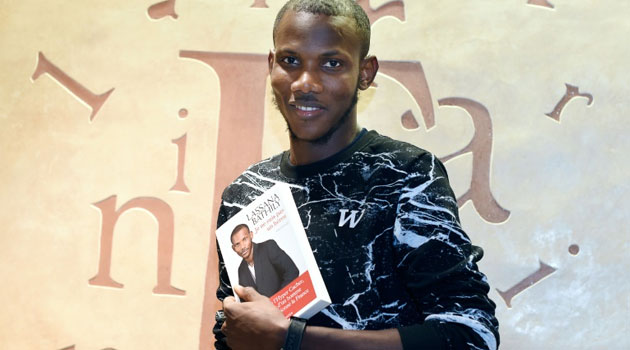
[89,195,185,295]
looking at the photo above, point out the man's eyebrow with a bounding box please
[275,48,348,57]
[321,50,341,57]
[276,48,297,55]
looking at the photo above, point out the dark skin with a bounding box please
[221,9,402,350]
[231,227,254,265]
[269,10,378,165]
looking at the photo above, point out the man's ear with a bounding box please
[358,55,379,90]
[268,50,275,75]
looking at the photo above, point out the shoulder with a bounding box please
[360,130,450,179]
[364,130,429,156]
[257,239,280,250]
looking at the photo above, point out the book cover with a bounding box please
[216,183,331,319]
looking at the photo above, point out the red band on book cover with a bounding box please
[270,271,316,318]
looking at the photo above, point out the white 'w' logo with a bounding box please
[338,209,365,228]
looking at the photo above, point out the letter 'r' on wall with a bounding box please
[89,195,185,295]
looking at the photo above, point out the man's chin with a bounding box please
[287,127,324,144]
[286,121,349,146]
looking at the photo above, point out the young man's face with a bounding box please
[269,10,370,144]
[231,227,253,262]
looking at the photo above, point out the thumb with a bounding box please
[234,285,264,302]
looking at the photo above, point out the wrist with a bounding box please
[275,317,292,348]
[282,317,307,350]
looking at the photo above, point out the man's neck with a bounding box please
[288,124,361,166]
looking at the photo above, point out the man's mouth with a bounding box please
[290,101,325,117]
[295,105,321,112]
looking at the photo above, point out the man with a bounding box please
[214,1,500,349]
[230,223,299,297]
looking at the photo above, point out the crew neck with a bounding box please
[280,128,374,179]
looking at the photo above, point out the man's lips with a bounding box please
[295,105,321,112]
[289,101,326,117]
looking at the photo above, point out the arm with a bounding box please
[222,286,403,350]
[300,327,402,350]
[392,153,499,349]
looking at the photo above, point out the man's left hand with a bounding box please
[221,285,290,350]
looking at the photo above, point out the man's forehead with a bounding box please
[274,10,361,52]
[232,227,250,239]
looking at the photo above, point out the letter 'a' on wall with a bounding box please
[1,1,628,350]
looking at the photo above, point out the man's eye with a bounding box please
[281,56,299,65]
[323,60,342,68]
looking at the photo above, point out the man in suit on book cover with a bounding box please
[231,223,299,297]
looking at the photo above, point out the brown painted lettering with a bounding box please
[59,347,117,350]
[31,52,114,122]
[400,110,419,129]
[438,98,510,224]
[147,0,178,20]
[89,195,185,295]
[250,0,268,8]
[179,51,269,350]
[357,0,406,23]
[170,133,190,192]
[527,0,554,9]
[546,83,593,122]
[379,61,435,130]
[496,260,557,308]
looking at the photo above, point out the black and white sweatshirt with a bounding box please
[214,129,499,350]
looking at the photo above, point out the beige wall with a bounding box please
[1,0,628,349]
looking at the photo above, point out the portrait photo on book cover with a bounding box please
[216,183,331,318]
[229,222,300,297]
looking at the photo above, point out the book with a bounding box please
[216,183,331,319]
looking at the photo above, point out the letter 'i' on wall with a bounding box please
[171,133,190,192]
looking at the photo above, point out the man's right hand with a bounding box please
[221,285,290,350]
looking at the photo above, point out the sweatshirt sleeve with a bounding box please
[393,153,500,349]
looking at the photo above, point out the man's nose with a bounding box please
[291,70,323,94]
